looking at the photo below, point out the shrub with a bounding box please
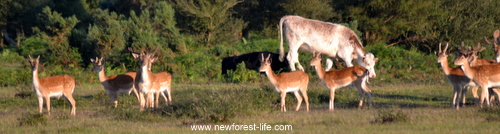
[225,63,261,83]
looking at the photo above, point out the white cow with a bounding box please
[279,15,377,78]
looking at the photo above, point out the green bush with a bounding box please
[225,63,261,83]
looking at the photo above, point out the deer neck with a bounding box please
[312,63,326,80]
[139,65,152,83]
[438,59,452,75]
[32,69,41,89]
[263,68,279,86]
[459,61,476,80]
[97,67,109,83]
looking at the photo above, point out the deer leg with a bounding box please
[38,97,44,114]
[166,87,172,105]
[45,96,51,116]
[280,92,287,112]
[300,86,310,111]
[110,93,118,108]
[139,92,145,111]
[329,88,336,111]
[480,87,490,108]
[293,91,303,111]
[155,92,160,108]
[452,86,459,109]
[471,86,479,105]
[65,94,76,116]
[460,86,468,107]
[160,91,168,105]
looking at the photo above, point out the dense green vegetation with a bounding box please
[0,0,499,86]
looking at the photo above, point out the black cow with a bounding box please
[221,51,289,75]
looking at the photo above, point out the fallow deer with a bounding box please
[310,52,374,111]
[436,43,476,109]
[453,51,500,107]
[259,54,309,112]
[28,55,76,115]
[90,57,139,108]
[130,47,172,110]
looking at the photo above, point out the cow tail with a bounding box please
[279,17,286,62]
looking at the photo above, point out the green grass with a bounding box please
[1,82,499,133]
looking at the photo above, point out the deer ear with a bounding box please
[132,53,140,59]
[151,57,158,63]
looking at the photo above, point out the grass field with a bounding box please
[1,80,500,133]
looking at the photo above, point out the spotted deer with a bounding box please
[28,55,76,115]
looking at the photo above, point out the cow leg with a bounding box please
[287,50,303,71]
[325,57,335,71]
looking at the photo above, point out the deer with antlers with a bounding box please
[130,47,172,110]
[453,46,500,107]
[90,57,140,108]
[259,54,309,112]
[436,43,478,109]
[28,55,76,115]
[310,52,374,111]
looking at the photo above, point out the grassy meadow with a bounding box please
[1,80,500,133]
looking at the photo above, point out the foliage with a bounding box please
[225,63,262,83]
[172,0,246,46]
[280,0,335,20]
[365,43,443,84]
[35,7,82,68]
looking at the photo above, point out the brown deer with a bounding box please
[310,52,374,111]
[436,43,476,109]
[453,51,500,107]
[130,47,172,110]
[28,55,76,115]
[259,54,309,112]
[90,57,139,108]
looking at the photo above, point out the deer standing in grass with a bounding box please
[459,43,500,105]
[90,57,139,108]
[259,54,309,112]
[131,47,172,110]
[453,50,500,107]
[28,55,76,116]
[309,52,374,111]
[436,43,477,109]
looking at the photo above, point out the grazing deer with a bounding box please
[436,43,476,109]
[259,54,309,112]
[130,47,172,110]
[453,51,500,107]
[90,57,139,108]
[310,52,374,111]
[28,55,76,116]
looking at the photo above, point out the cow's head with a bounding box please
[360,53,378,78]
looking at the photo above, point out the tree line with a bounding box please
[0,0,498,85]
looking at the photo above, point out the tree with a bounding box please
[280,0,335,21]
[34,7,82,67]
[173,0,246,47]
